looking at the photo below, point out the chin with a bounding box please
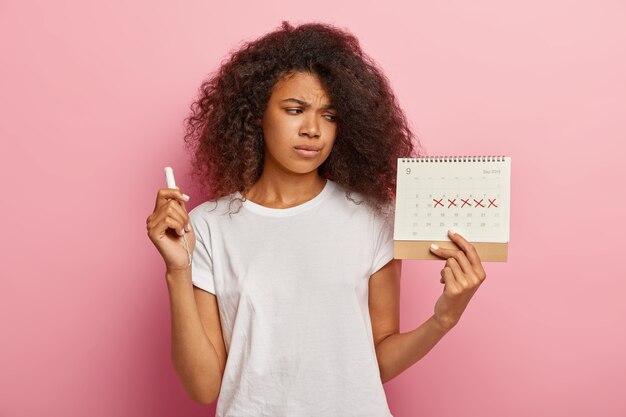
[286,161,325,175]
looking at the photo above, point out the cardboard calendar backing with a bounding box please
[394,240,508,262]
[393,156,511,262]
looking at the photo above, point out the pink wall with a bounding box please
[1,1,624,416]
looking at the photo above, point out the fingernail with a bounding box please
[182,194,190,201]
[430,243,439,250]
[186,222,191,231]
[449,229,456,235]
[179,228,185,236]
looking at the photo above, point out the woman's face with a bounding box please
[259,71,337,177]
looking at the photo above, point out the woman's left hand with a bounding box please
[429,229,487,332]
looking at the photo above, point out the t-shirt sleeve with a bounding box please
[370,204,395,276]
[189,206,216,295]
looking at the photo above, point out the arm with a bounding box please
[369,231,487,383]
[146,186,227,404]
[368,260,450,383]
[167,267,227,405]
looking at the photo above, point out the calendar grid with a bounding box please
[394,157,511,243]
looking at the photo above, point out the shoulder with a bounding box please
[188,192,244,222]
[325,181,394,237]
[328,180,366,208]
[329,181,394,223]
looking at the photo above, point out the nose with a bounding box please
[299,113,320,138]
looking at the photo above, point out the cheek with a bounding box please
[323,139,337,159]
[263,114,298,144]
[262,127,295,159]
[326,122,338,139]
[326,127,337,149]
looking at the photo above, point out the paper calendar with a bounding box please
[393,156,511,262]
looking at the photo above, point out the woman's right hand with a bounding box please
[146,188,196,273]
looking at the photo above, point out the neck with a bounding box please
[243,164,327,209]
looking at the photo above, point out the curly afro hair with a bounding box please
[183,21,422,213]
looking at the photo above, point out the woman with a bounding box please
[147,21,487,417]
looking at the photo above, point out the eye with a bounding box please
[324,113,337,122]
[285,108,302,115]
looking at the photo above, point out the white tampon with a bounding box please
[164,166,192,267]
[165,166,177,189]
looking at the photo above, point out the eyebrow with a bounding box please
[280,98,335,110]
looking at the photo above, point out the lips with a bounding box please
[294,145,320,151]
[293,145,321,158]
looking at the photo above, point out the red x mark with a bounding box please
[447,199,457,208]
[433,198,443,208]
[461,198,471,208]
[488,198,498,208]
[474,199,484,208]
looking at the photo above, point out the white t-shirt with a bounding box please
[189,179,395,417]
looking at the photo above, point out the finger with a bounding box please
[164,215,187,237]
[164,200,190,235]
[441,267,460,295]
[147,212,183,239]
[450,249,474,277]
[446,257,470,288]
[153,190,188,215]
[172,196,190,231]
[446,251,482,287]
[179,201,190,231]
[154,188,190,211]
[448,230,487,280]
[430,233,486,279]
[171,187,191,231]
[152,201,188,236]
[430,243,462,260]
[447,229,482,267]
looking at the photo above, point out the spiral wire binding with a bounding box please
[400,155,506,163]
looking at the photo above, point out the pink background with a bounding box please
[1,1,624,416]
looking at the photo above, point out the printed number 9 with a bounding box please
[406,168,411,175]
